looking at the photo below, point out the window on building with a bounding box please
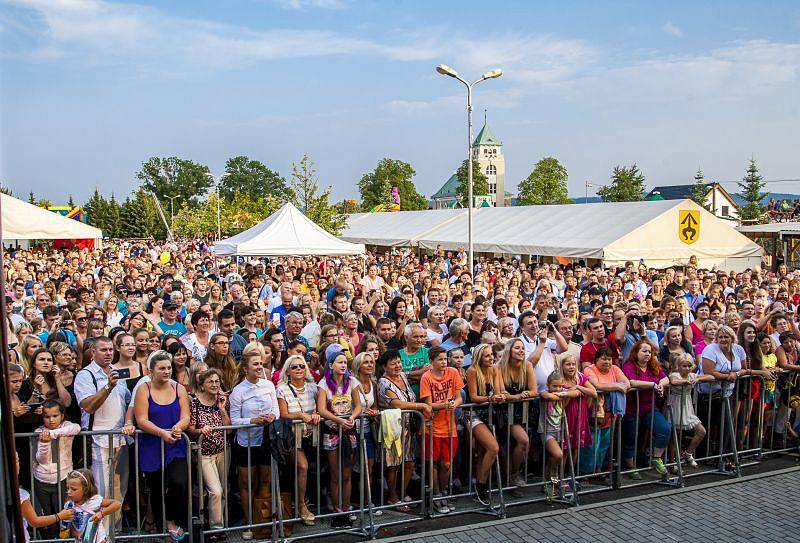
[486,164,497,176]
[721,205,729,216]
[489,183,496,194]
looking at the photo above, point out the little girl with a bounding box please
[62,469,122,543]
[539,371,571,504]
[16,452,74,543]
[665,353,713,468]
[33,399,81,539]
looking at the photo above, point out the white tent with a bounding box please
[344,208,466,246]
[341,199,763,271]
[213,202,365,257]
[1,192,103,243]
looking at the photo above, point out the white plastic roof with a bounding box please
[1,193,103,241]
[213,202,365,256]
[737,221,800,235]
[341,199,763,271]
[343,208,466,247]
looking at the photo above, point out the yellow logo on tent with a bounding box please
[679,210,699,245]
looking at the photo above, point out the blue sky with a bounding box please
[1,0,799,205]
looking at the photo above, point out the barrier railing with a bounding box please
[17,429,192,543]
[14,368,800,543]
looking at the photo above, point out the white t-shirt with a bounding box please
[520,333,558,394]
[698,342,745,397]
[425,324,447,345]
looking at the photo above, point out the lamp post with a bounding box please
[205,172,228,241]
[164,195,179,230]
[436,64,502,274]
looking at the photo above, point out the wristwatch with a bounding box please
[105,383,114,393]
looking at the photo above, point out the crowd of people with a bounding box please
[5,240,800,542]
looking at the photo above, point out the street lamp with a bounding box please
[436,64,502,274]
[205,172,229,241]
[164,195,179,230]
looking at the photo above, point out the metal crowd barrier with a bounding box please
[15,369,800,543]
[18,429,193,543]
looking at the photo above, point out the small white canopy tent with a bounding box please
[341,199,763,271]
[1,192,103,244]
[213,202,365,256]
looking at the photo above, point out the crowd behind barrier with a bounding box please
[4,240,800,543]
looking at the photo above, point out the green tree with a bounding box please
[0,185,13,196]
[136,157,212,209]
[598,164,646,202]
[289,154,347,234]
[36,198,53,209]
[28,191,35,204]
[106,195,121,238]
[690,168,709,208]
[84,188,109,233]
[737,158,766,222]
[221,156,291,202]
[172,192,281,238]
[358,158,428,211]
[456,160,489,207]
[119,197,147,238]
[516,157,570,205]
[68,195,75,208]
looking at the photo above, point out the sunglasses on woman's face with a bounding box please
[290,364,306,370]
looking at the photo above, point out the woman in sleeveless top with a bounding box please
[497,338,538,488]
[465,344,504,502]
[134,351,190,541]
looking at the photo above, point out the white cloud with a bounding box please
[271,0,350,10]
[663,21,683,38]
[1,0,595,83]
[578,40,800,104]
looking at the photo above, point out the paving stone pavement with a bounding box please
[388,469,800,543]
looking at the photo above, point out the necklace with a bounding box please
[290,381,306,393]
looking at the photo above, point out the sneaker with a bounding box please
[444,499,455,512]
[434,502,450,514]
[652,458,669,480]
[544,479,556,504]
[512,473,526,487]
[474,483,490,503]
[684,453,698,468]
[241,530,253,541]
[626,470,643,480]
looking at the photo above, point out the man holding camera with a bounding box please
[613,304,660,361]
[74,336,133,529]
[518,310,568,394]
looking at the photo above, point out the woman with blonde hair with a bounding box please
[465,343,504,502]
[20,334,44,375]
[496,338,537,487]
[276,354,319,525]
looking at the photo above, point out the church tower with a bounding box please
[472,112,506,206]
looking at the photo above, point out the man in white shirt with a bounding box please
[73,337,132,530]
[517,311,568,393]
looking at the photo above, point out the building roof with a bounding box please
[473,121,501,146]
[431,173,459,200]
[645,183,713,200]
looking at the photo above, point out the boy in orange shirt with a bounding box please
[420,346,464,514]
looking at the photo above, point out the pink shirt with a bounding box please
[622,361,666,417]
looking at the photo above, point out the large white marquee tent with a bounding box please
[1,192,103,244]
[214,202,365,257]
[342,199,762,271]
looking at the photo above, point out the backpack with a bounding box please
[268,419,295,465]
